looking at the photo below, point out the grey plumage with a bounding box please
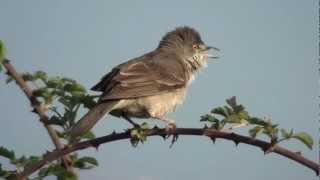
[69,26,217,141]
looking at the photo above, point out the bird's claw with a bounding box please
[165,121,176,132]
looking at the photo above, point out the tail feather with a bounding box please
[69,101,118,141]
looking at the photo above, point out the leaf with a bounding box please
[57,171,77,180]
[280,128,293,139]
[34,71,47,81]
[38,167,49,178]
[249,126,264,138]
[46,77,63,88]
[64,83,86,94]
[11,155,28,167]
[292,132,314,149]
[0,164,11,178]
[200,114,219,123]
[248,117,269,126]
[0,40,7,61]
[48,116,64,126]
[140,122,149,129]
[237,110,249,120]
[25,156,40,166]
[233,104,245,113]
[74,156,98,169]
[0,146,15,161]
[22,72,35,81]
[130,129,138,137]
[211,107,229,117]
[82,131,96,140]
[80,95,97,109]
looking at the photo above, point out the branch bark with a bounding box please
[2,59,73,173]
[15,127,319,179]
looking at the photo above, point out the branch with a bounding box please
[15,127,319,179]
[2,59,73,172]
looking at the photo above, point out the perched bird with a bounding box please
[69,26,219,141]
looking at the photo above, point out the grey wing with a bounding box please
[92,54,187,100]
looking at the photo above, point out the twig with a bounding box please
[15,127,319,179]
[2,59,74,173]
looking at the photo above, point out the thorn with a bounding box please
[93,143,100,151]
[203,124,208,129]
[112,130,116,135]
[264,145,275,154]
[233,140,239,146]
[169,134,179,148]
[159,134,167,140]
[153,125,159,129]
[295,151,302,155]
[210,137,216,144]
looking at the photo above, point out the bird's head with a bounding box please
[158,26,219,71]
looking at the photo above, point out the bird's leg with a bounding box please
[123,114,139,128]
[154,116,176,132]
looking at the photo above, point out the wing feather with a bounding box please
[92,53,188,100]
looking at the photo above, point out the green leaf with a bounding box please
[233,104,245,113]
[0,40,7,61]
[40,164,77,179]
[74,156,98,169]
[25,156,40,166]
[237,110,249,120]
[48,116,64,126]
[64,83,86,94]
[22,72,35,81]
[292,132,314,149]
[38,167,49,177]
[211,107,229,117]
[249,126,264,138]
[11,155,28,167]
[80,95,97,109]
[46,77,63,88]
[200,114,219,123]
[34,71,47,81]
[0,146,15,161]
[0,164,11,178]
[140,122,149,129]
[130,129,138,137]
[248,117,269,126]
[57,171,77,180]
[280,128,293,139]
[82,131,96,140]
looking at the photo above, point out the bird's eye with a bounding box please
[192,44,199,49]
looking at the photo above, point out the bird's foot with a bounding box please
[165,120,176,132]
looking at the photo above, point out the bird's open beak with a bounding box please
[204,46,220,59]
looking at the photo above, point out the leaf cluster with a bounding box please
[2,68,99,179]
[200,97,313,150]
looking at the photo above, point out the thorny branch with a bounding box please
[2,59,318,179]
[2,59,74,174]
[15,127,319,179]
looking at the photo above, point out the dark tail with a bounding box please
[69,101,118,142]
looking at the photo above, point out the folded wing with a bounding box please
[91,54,187,100]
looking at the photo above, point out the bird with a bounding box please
[69,26,219,141]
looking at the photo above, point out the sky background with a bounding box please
[0,1,318,180]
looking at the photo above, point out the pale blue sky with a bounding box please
[0,1,318,180]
